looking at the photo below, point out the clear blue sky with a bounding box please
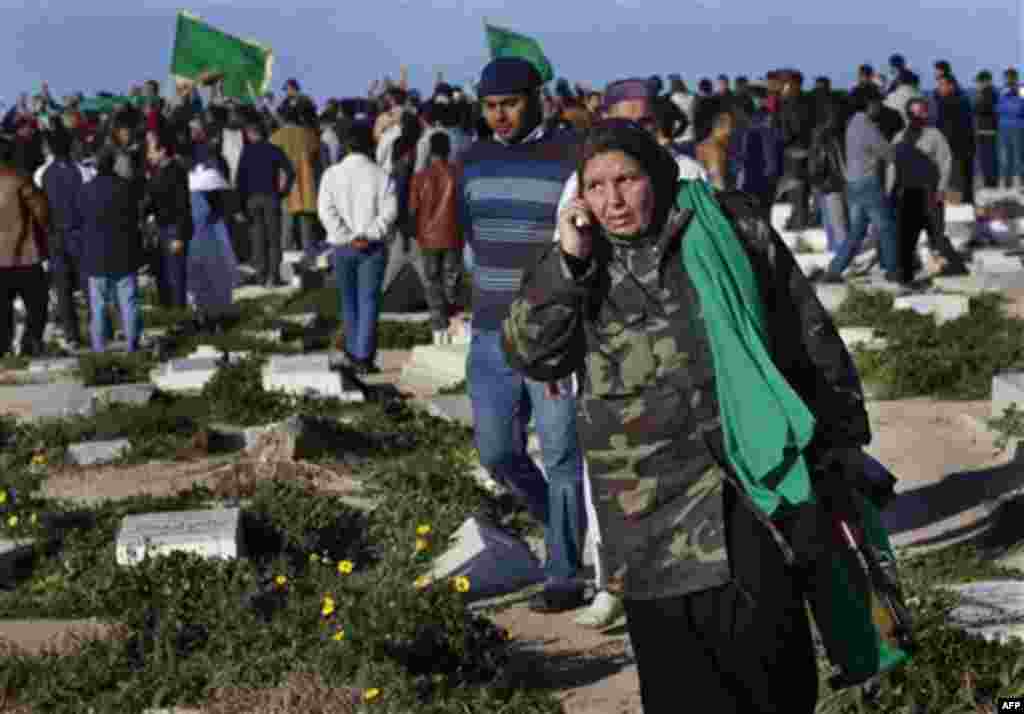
[2,0,1022,106]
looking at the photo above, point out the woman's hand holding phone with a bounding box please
[558,198,596,260]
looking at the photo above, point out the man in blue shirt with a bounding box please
[458,57,586,613]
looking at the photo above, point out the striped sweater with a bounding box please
[458,127,581,330]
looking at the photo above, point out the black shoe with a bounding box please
[528,587,586,614]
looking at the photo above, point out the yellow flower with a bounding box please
[332,628,345,642]
[309,553,321,564]
[415,538,429,553]
[7,515,18,528]
[274,575,288,587]
[321,595,336,617]
[416,524,432,536]
[363,688,381,702]
[0,491,7,505]
[31,453,47,466]
[452,576,470,593]
[414,575,431,590]
[337,560,354,575]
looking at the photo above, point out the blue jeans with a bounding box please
[468,329,583,586]
[829,176,898,276]
[157,225,188,308]
[334,242,388,362]
[1000,127,1024,182]
[88,273,142,352]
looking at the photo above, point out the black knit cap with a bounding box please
[478,57,543,98]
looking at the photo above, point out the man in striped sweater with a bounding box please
[458,57,586,613]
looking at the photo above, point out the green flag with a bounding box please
[484,23,553,83]
[170,11,274,100]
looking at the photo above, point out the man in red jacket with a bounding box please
[409,132,462,343]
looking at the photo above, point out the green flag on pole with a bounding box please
[170,11,274,100]
[484,22,554,83]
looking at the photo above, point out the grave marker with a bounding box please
[116,508,244,566]
[892,294,969,324]
[430,517,545,599]
[67,439,131,466]
[992,372,1024,421]
[940,581,1024,645]
[261,354,364,400]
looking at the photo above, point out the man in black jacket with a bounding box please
[145,127,193,309]
[776,70,816,230]
[41,126,86,350]
[76,150,146,352]
[935,74,976,204]
[849,64,884,114]
[236,120,295,287]
[974,70,999,189]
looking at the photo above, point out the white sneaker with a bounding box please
[574,590,624,628]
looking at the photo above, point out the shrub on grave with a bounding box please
[849,292,1024,399]
[200,356,294,426]
[77,352,155,387]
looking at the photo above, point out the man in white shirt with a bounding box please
[318,123,398,373]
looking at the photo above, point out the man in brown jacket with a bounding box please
[0,136,50,357]
[409,132,461,343]
[271,98,322,263]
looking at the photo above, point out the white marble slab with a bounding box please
[116,508,244,566]
[892,294,969,324]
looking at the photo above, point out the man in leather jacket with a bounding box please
[775,71,816,230]
[0,136,50,357]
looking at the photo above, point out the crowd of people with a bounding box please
[0,50,1007,712]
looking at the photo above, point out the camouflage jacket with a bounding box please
[502,190,870,600]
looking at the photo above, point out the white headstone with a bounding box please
[279,312,318,328]
[815,284,849,313]
[794,252,834,275]
[992,372,1024,421]
[430,517,545,599]
[974,250,1022,274]
[780,228,829,254]
[379,312,433,324]
[150,354,246,393]
[28,358,78,375]
[116,508,244,566]
[892,294,969,324]
[424,395,474,428]
[190,346,251,361]
[400,344,468,392]
[770,203,792,232]
[838,327,888,352]
[67,438,131,466]
[931,275,990,295]
[940,581,1024,645]
[261,354,363,400]
[944,203,976,224]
